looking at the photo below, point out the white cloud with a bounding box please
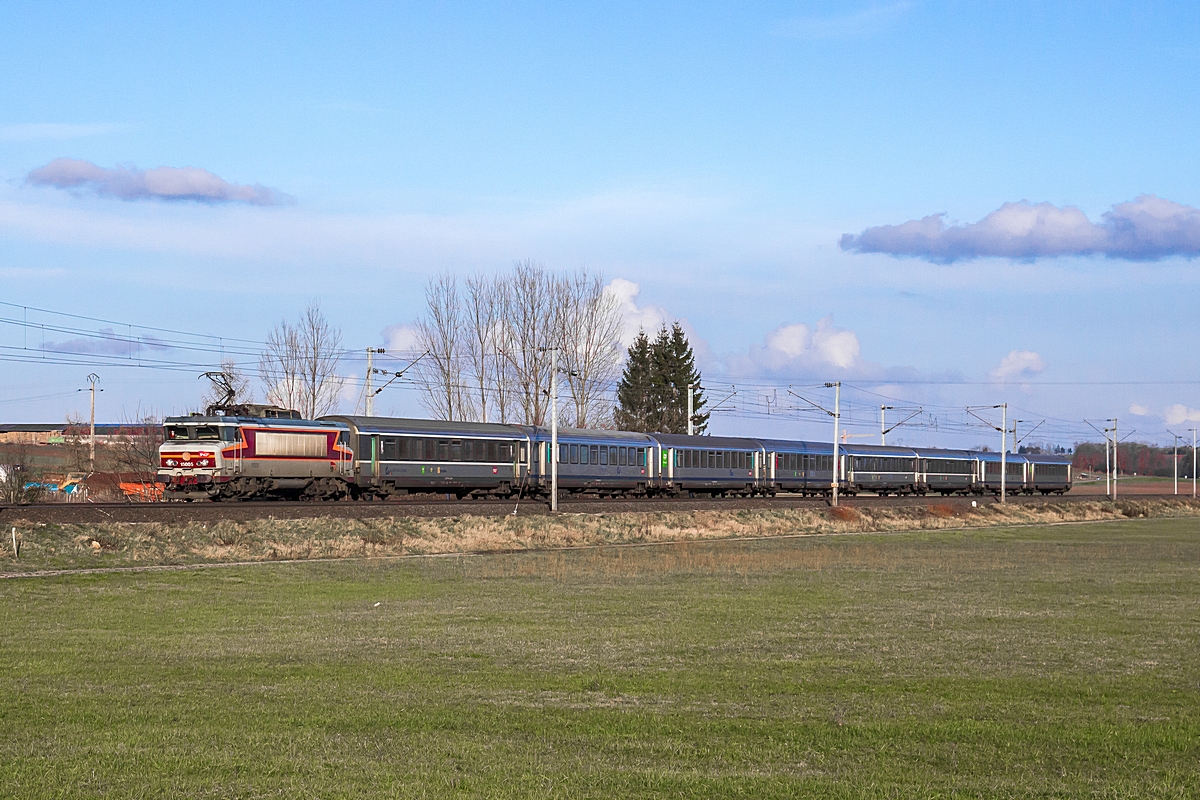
[725,315,861,377]
[26,158,292,206]
[382,323,421,354]
[990,350,1045,381]
[1129,403,1149,416]
[605,278,672,347]
[0,123,126,142]
[775,2,911,40]
[1164,404,1200,426]
[840,195,1200,262]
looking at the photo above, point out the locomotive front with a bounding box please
[157,417,241,499]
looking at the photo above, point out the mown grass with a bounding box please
[1,518,1198,797]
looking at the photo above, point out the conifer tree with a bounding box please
[655,322,706,434]
[615,322,706,434]
[614,330,654,431]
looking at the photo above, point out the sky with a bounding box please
[3,1,1200,451]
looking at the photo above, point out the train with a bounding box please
[155,404,1073,501]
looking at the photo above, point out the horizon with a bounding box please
[4,2,1199,450]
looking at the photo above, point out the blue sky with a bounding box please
[3,1,1200,450]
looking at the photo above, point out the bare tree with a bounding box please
[414,274,471,421]
[411,262,626,428]
[202,358,253,413]
[259,303,344,418]
[502,260,556,426]
[464,274,497,423]
[560,271,624,428]
[110,409,165,501]
[0,446,43,505]
[63,412,90,473]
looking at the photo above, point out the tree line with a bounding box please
[198,263,707,433]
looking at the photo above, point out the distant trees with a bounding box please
[615,322,707,434]
[259,303,344,417]
[413,261,624,427]
[1073,441,1194,477]
[0,447,43,504]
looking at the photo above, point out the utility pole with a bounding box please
[550,347,559,513]
[1192,428,1197,499]
[1112,417,1118,500]
[1000,402,1007,504]
[687,384,695,436]
[966,403,1008,502]
[1104,425,1111,497]
[880,405,893,445]
[364,348,385,416]
[1169,431,1180,495]
[79,373,102,472]
[827,382,841,507]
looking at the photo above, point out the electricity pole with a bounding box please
[1112,417,1118,500]
[551,347,559,512]
[687,384,695,436]
[1191,428,1197,499]
[364,348,385,416]
[827,382,841,507]
[880,405,893,445]
[966,403,1007,502]
[78,373,102,472]
[1168,431,1180,495]
[1000,402,1007,503]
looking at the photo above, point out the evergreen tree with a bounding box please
[614,330,654,431]
[615,322,706,434]
[659,322,706,434]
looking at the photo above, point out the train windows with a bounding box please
[600,447,608,466]
[381,438,399,460]
[518,443,526,462]
[638,448,646,467]
[569,444,578,463]
[165,426,190,440]
[359,435,374,459]
[619,447,627,466]
[449,441,461,461]
[500,443,512,461]
[590,445,599,464]
[195,426,220,440]
[436,441,449,461]
[559,443,568,463]
[220,427,239,442]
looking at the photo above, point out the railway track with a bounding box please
[0,491,1169,525]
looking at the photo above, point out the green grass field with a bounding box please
[2,518,1198,797]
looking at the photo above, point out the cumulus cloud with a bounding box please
[990,350,1045,382]
[26,157,292,206]
[839,195,1200,262]
[1164,404,1200,426]
[1129,403,1149,416]
[382,323,421,354]
[605,278,673,347]
[725,316,861,377]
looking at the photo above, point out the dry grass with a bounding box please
[4,497,1200,573]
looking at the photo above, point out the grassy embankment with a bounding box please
[2,497,1199,573]
[2,517,1199,796]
